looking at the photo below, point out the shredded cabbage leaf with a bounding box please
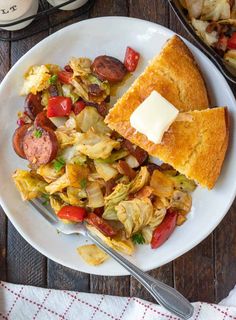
[150,169,174,198]
[129,166,150,194]
[77,244,109,265]
[170,190,192,215]
[75,106,111,134]
[94,160,118,182]
[76,130,120,159]
[116,198,153,237]
[87,225,135,255]
[201,0,230,21]
[69,57,92,77]
[37,163,64,183]
[49,196,65,213]
[65,163,89,188]
[55,128,79,148]
[45,174,69,194]
[13,170,47,200]
[62,84,79,104]
[191,18,219,46]
[58,187,85,206]
[59,145,87,165]
[103,183,130,220]
[21,65,51,95]
[86,182,104,208]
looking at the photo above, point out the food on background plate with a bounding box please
[12,35,227,266]
[179,0,236,68]
[106,36,229,189]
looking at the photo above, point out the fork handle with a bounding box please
[87,231,194,320]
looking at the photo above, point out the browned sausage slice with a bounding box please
[34,111,56,130]
[12,124,32,159]
[122,139,148,165]
[91,55,127,83]
[24,93,44,120]
[23,126,58,166]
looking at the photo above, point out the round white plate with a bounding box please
[0,17,235,276]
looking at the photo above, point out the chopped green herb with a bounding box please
[49,74,58,84]
[53,157,65,172]
[34,129,42,138]
[80,178,87,190]
[132,233,145,245]
[42,193,50,206]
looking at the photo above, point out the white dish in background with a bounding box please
[0,17,235,276]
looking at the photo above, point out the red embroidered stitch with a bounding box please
[89,295,105,320]
[6,286,24,317]
[60,292,77,320]
[118,297,131,319]
[32,289,52,320]
[0,283,69,320]
[65,291,119,320]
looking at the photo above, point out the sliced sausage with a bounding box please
[91,55,127,83]
[117,160,136,179]
[12,124,32,159]
[23,126,58,166]
[24,93,44,120]
[48,85,58,97]
[88,84,103,96]
[34,111,56,130]
[96,102,108,117]
[122,139,148,165]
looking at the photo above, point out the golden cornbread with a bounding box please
[106,35,209,128]
[106,108,228,189]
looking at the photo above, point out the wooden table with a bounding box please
[0,0,236,304]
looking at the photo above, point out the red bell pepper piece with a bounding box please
[124,47,140,72]
[73,100,86,115]
[151,210,177,249]
[58,70,73,84]
[47,96,72,117]
[57,205,86,222]
[17,117,26,127]
[85,212,117,237]
[228,32,236,50]
[93,207,104,217]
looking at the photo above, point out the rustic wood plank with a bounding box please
[129,0,168,25]
[89,275,130,296]
[128,0,174,301]
[47,261,89,291]
[169,6,191,40]
[89,0,128,17]
[7,222,47,286]
[214,200,236,302]
[88,0,130,297]
[130,265,173,302]
[0,207,7,281]
[0,31,10,282]
[174,235,215,302]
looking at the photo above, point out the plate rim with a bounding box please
[1,16,236,276]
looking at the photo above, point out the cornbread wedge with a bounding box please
[106,36,209,126]
[106,107,229,189]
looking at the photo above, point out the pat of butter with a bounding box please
[130,90,179,144]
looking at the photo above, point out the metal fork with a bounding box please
[30,199,194,320]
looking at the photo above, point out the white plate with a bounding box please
[0,17,235,276]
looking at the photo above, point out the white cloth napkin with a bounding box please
[0,281,236,320]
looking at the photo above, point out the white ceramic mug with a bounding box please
[47,0,88,11]
[0,0,39,31]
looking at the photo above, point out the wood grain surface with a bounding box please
[0,0,235,303]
